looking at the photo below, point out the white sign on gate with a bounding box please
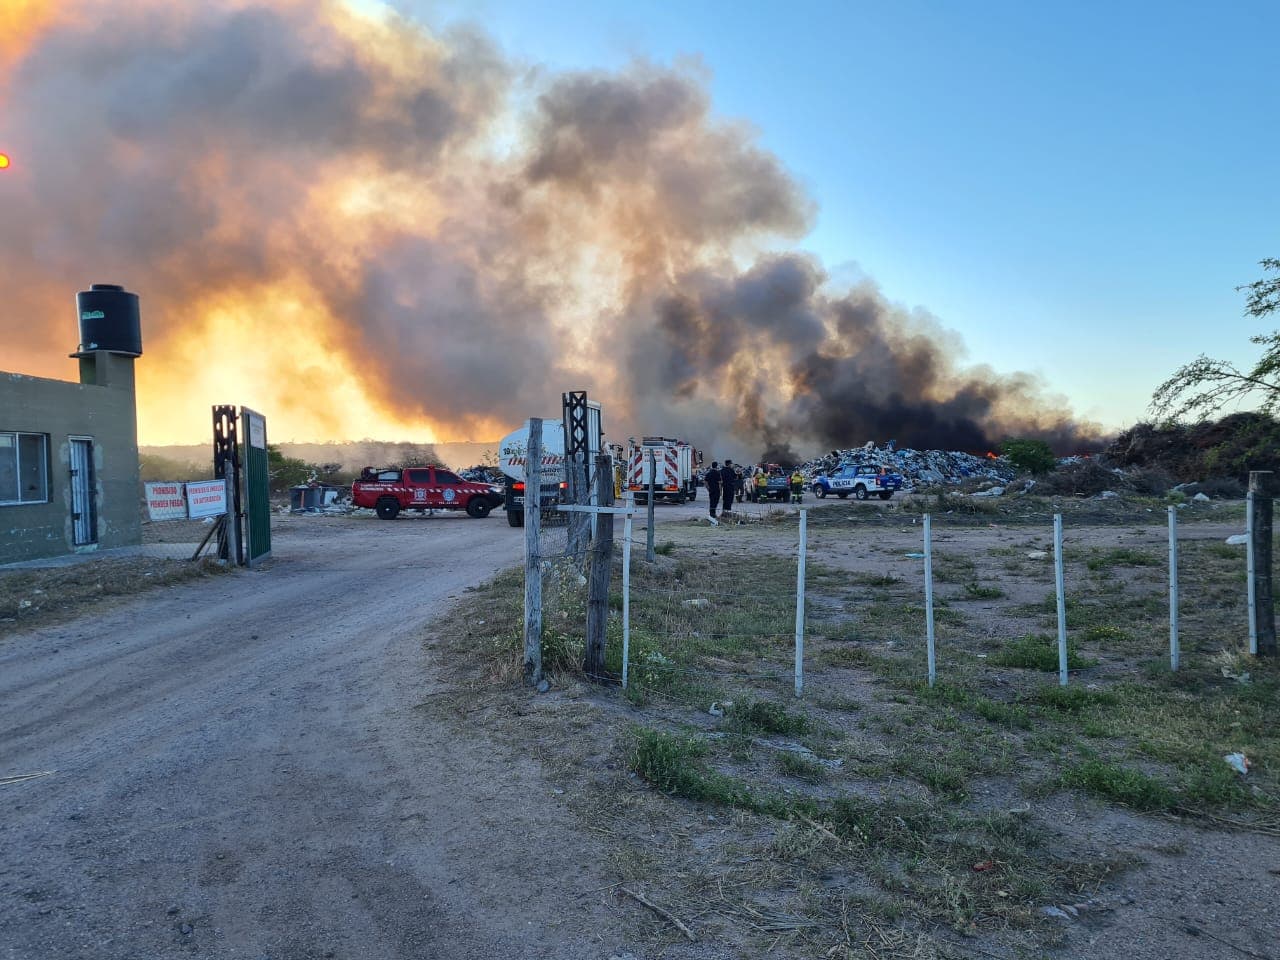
[185,479,229,520]
[145,482,187,521]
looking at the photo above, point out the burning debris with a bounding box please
[798,443,1016,489]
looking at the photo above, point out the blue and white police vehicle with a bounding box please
[811,464,904,501]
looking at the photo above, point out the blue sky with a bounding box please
[408,0,1278,430]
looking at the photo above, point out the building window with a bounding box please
[0,432,49,505]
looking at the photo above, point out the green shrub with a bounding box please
[1000,438,1057,475]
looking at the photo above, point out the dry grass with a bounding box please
[0,557,232,637]
[423,500,1278,959]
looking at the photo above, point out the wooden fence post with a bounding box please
[523,419,544,686]
[1249,471,1276,657]
[584,455,616,679]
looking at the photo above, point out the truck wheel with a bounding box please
[813,485,827,499]
[466,497,492,518]
[879,491,893,500]
[376,498,400,520]
[507,510,523,527]
[854,485,869,501]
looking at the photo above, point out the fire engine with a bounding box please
[627,437,700,504]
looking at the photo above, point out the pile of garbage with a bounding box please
[460,465,505,485]
[798,442,1017,488]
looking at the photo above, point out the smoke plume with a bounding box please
[0,0,1098,457]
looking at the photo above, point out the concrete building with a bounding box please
[1,287,143,564]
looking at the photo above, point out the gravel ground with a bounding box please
[5,492,1262,960]
[0,511,630,960]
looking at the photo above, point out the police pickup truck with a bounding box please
[811,464,904,501]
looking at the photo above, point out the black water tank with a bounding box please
[77,283,142,356]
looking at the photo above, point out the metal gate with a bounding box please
[240,407,272,566]
[69,437,96,546]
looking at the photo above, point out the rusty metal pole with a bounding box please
[1249,471,1276,656]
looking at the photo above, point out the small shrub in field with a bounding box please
[1083,624,1133,645]
[1086,548,1158,571]
[964,582,1004,600]
[1029,684,1117,712]
[776,751,828,782]
[1000,438,1056,475]
[992,634,1095,671]
[1065,759,1176,811]
[629,728,792,816]
[726,699,810,736]
[655,540,676,556]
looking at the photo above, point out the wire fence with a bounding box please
[524,497,1264,702]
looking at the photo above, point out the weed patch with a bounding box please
[1065,759,1177,811]
[1086,548,1160,571]
[991,634,1096,671]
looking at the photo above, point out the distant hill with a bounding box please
[139,440,500,480]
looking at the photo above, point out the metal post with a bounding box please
[794,509,808,697]
[924,513,936,687]
[224,457,241,568]
[523,419,544,687]
[1054,513,1068,686]
[646,448,656,563]
[622,497,633,689]
[1247,490,1258,655]
[1168,505,1179,671]
[1249,471,1276,656]
[584,455,615,678]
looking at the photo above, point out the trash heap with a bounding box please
[798,443,1017,488]
[460,465,506,485]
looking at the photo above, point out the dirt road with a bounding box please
[1,513,627,960]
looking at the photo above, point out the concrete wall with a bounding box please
[0,351,141,564]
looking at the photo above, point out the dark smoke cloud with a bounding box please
[623,254,1096,457]
[0,0,1097,455]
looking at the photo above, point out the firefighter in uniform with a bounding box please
[790,469,804,504]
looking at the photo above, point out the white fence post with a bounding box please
[1054,513,1068,687]
[794,509,808,697]
[622,496,633,689]
[1168,506,1180,671]
[1247,490,1258,655]
[924,513,936,687]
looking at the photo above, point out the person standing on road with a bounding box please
[720,460,737,516]
[790,468,804,503]
[704,461,721,520]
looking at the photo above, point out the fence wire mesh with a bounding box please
[796,501,1253,693]
[524,496,1256,703]
[616,517,801,703]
